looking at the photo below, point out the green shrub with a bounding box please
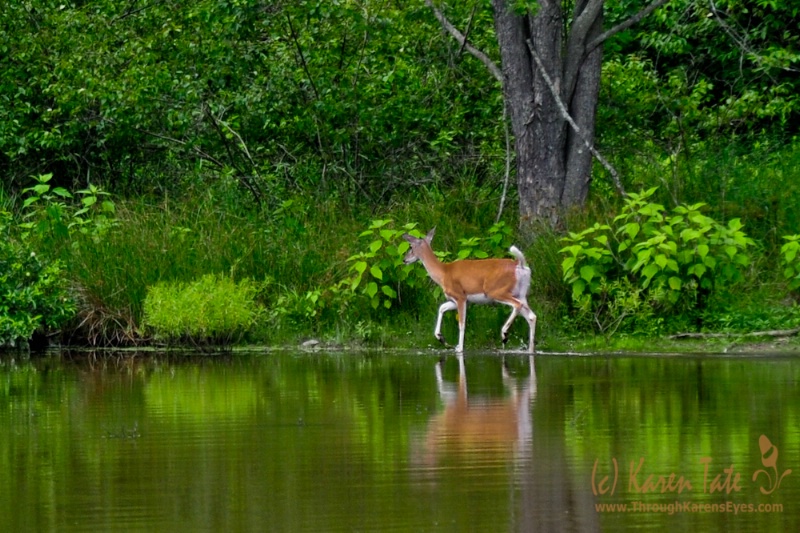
[338,219,427,311]
[20,173,116,245]
[780,235,800,292]
[0,211,76,348]
[142,274,261,346]
[560,187,754,334]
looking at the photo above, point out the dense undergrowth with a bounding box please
[1,138,799,353]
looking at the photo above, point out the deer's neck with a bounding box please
[417,245,447,287]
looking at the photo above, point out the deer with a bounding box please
[402,228,536,353]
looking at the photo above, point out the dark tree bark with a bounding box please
[430,0,668,227]
[493,0,605,226]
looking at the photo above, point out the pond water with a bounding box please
[1,349,799,532]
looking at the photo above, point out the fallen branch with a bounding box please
[669,327,800,340]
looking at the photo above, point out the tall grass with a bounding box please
[32,176,568,348]
[55,193,354,343]
[27,138,798,349]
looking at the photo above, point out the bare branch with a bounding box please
[204,107,264,203]
[286,11,320,100]
[457,3,479,58]
[425,0,504,85]
[586,0,671,53]
[526,39,626,196]
[104,117,226,169]
[496,99,512,223]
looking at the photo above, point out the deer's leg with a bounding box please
[435,300,457,345]
[499,297,537,353]
[520,303,537,353]
[501,303,520,345]
[455,299,467,353]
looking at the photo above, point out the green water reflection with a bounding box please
[1,351,798,532]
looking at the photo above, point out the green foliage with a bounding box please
[780,234,800,291]
[0,211,75,347]
[701,303,800,334]
[339,219,425,311]
[143,274,261,346]
[605,0,800,143]
[269,286,326,329]
[454,221,514,259]
[0,1,503,204]
[560,188,754,334]
[20,173,116,245]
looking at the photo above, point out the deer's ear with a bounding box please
[426,227,436,243]
[402,233,415,243]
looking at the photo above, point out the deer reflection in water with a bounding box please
[415,357,601,532]
[418,355,536,465]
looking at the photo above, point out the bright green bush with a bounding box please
[339,219,426,311]
[560,188,754,334]
[0,211,76,348]
[781,235,800,292]
[143,274,261,346]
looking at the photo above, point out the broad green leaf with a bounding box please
[692,264,707,278]
[365,282,378,298]
[572,279,586,300]
[666,259,679,272]
[381,285,397,298]
[369,219,391,229]
[680,228,700,242]
[642,263,659,280]
[580,265,595,282]
[370,265,383,280]
[561,257,576,275]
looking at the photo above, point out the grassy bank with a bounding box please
[3,141,800,353]
[21,178,565,349]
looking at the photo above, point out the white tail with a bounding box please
[402,227,537,353]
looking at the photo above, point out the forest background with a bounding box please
[1,0,799,351]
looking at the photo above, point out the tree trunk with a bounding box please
[492,0,604,227]
[563,2,604,208]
